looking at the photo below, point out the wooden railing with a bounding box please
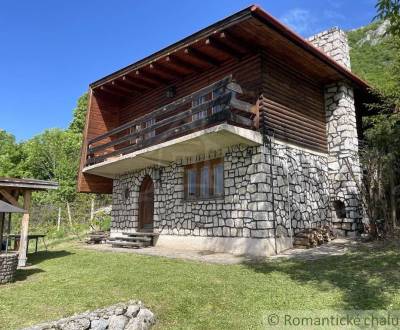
[86,77,258,166]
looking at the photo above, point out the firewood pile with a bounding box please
[293,225,336,249]
[85,231,109,244]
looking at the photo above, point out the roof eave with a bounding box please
[249,5,371,91]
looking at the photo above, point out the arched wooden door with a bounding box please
[138,175,154,232]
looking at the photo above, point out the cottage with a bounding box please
[78,6,372,256]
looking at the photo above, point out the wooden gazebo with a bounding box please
[0,178,58,267]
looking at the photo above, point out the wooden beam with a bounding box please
[149,63,182,79]
[110,81,135,94]
[0,213,4,252]
[220,31,252,53]
[0,189,21,208]
[205,37,242,59]
[18,190,31,267]
[99,86,126,97]
[138,69,169,85]
[165,55,201,73]
[135,70,165,86]
[122,76,149,90]
[184,47,220,66]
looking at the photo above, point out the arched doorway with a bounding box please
[138,175,154,232]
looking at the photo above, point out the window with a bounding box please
[212,87,224,114]
[192,94,208,121]
[187,168,197,198]
[144,118,155,140]
[191,83,226,121]
[129,124,142,144]
[184,158,224,200]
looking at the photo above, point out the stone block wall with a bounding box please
[325,82,363,234]
[309,27,364,235]
[308,27,351,70]
[111,142,330,240]
[0,252,18,284]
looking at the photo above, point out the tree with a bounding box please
[375,0,400,35]
[21,128,82,202]
[69,93,88,134]
[0,130,25,177]
[359,0,400,236]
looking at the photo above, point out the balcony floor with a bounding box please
[83,123,263,178]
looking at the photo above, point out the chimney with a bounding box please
[308,28,351,70]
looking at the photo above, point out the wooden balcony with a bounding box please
[83,77,263,178]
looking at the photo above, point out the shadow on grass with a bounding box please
[242,243,400,310]
[14,267,45,282]
[27,250,74,266]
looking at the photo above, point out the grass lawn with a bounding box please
[1,240,400,329]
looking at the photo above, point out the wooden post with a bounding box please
[0,212,4,251]
[18,190,31,267]
[90,198,95,226]
[67,202,73,228]
[57,207,61,231]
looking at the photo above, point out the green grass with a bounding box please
[1,241,400,329]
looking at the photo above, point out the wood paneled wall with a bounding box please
[78,55,262,193]
[118,54,262,124]
[77,92,120,193]
[78,50,330,193]
[260,51,328,153]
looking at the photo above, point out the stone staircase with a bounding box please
[106,232,159,249]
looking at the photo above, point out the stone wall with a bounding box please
[308,27,351,70]
[111,142,330,241]
[325,82,363,235]
[0,252,18,284]
[308,26,364,236]
[23,301,155,330]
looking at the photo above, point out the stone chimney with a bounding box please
[308,27,351,70]
[309,27,364,236]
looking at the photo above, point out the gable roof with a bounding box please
[90,5,370,96]
[0,177,58,191]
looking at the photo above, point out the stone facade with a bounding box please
[23,301,155,330]
[109,25,364,255]
[111,142,330,243]
[325,82,363,234]
[309,27,364,236]
[0,252,18,284]
[308,27,351,70]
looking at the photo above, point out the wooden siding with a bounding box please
[260,52,328,152]
[118,54,262,125]
[77,92,120,193]
[78,55,262,193]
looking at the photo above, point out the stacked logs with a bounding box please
[85,231,110,244]
[293,225,336,249]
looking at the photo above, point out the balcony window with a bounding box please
[184,158,224,200]
[212,87,225,114]
[144,118,155,140]
[192,94,208,121]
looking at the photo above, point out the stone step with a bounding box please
[122,232,159,237]
[108,236,151,242]
[106,240,145,248]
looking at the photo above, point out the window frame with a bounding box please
[184,158,224,201]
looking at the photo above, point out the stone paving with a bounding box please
[83,238,357,265]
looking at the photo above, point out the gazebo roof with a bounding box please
[0,200,25,213]
[0,177,58,191]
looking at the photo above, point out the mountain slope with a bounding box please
[347,20,397,91]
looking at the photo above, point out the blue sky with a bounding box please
[1,0,377,141]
